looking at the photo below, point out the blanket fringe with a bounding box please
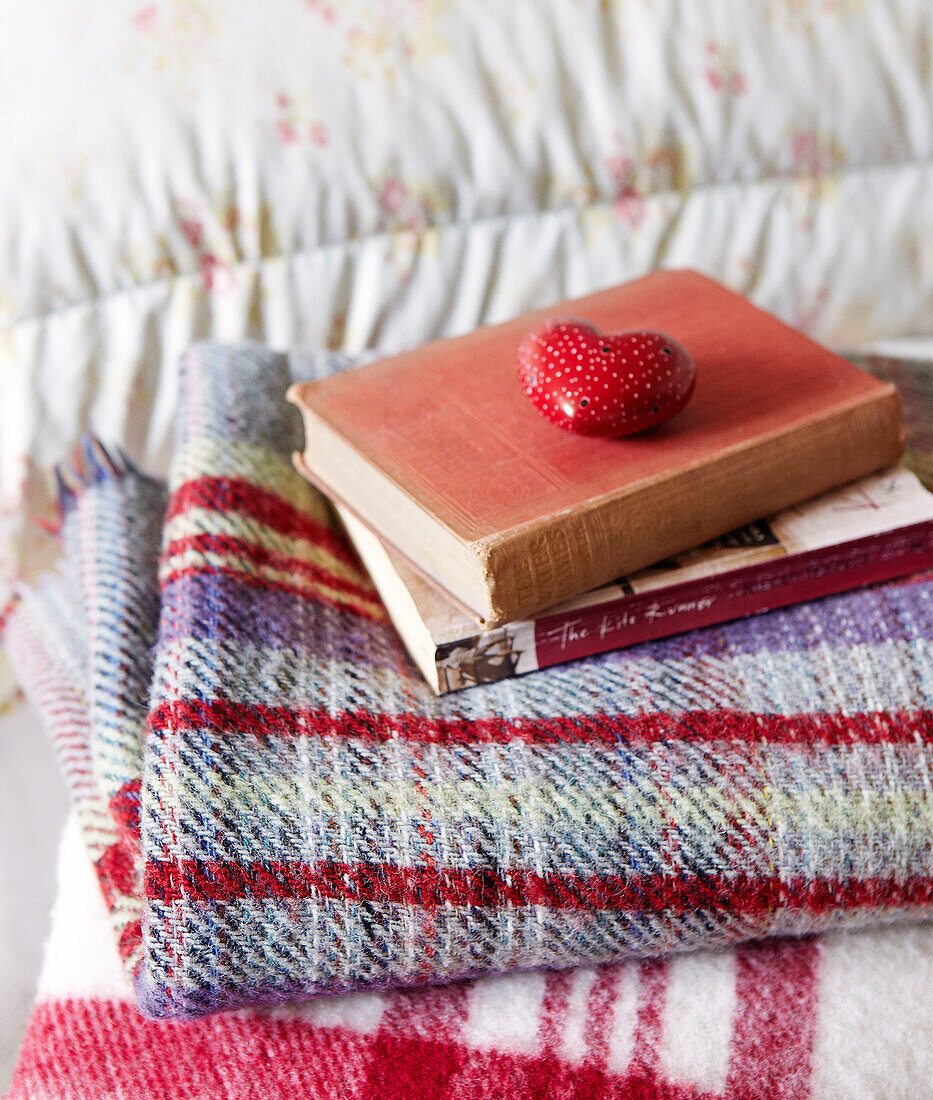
[51,436,134,524]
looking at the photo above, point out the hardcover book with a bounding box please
[337,467,933,694]
[289,270,904,624]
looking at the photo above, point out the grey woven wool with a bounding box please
[7,343,933,1022]
[62,440,166,844]
[7,440,166,969]
[132,343,933,1018]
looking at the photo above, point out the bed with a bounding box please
[2,0,932,1089]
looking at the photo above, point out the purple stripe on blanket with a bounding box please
[159,572,406,670]
[623,580,931,663]
[162,568,932,676]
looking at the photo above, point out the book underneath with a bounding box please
[336,467,933,694]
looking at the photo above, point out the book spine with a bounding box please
[434,520,933,691]
[530,520,932,671]
[483,388,905,624]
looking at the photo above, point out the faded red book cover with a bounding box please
[290,270,904,622]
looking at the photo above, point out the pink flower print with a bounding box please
[792,131,818,165]
[180,218,203,249]
[613,186,646,228]
[199,254,223,290]
[604,139,647,226]
[274,92,327,150]
[305,0,337,21]
[606,154,634,184]
[0,598,19,630]
[378,178,408,217]
[132,5,158,32]
[276,120,298,144]
[790,129,840,175]
[706,67,745,94]
[705,42,748,96]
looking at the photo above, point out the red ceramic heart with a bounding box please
[517,320,696,437]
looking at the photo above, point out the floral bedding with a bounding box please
[2,0,932,689]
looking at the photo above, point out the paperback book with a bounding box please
[337,467,933,694]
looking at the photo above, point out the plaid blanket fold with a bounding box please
[12,809,876,1100]
[6,343,933,1026]
[9,611,933,1098]
[7,439,167,972]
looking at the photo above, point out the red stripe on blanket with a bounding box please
[110,778,142,840]
[538,969,574,1054]
[166,476,355,564]
[161,531,377,604]
[95,843,137,911]
[5,994,756,1100]
[118,919,143,962]
[148,698,933,746]
[143,858,933,915]
[629,960,669,1076]
[727,938,821,1100]
[586,968,621,1067]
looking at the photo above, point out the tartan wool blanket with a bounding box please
[4,345,933,1088]
[9,810,933,1100]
